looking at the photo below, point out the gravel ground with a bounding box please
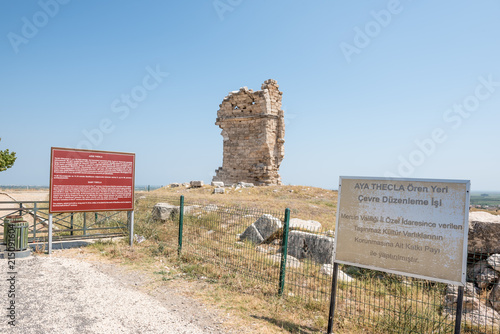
[0,254,229,334]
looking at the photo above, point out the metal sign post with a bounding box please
[48,213,53,254]
[128,211,134,246]
[327,262,339,334]
[454,285,464,334]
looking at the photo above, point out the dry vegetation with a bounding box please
[146,184,338,230]
[32,185,495,333]
[84,184,345,333]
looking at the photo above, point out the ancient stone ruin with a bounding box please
[212,79,285,186]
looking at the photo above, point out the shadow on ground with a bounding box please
[251,315,320,334]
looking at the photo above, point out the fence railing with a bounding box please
[136,195,500,333]
[0,201,129,242]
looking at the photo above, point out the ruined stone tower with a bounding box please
[213,79,285,186]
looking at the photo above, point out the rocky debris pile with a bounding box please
[444,252,500,328]
[239,214,348,280]
[468,211,500,253]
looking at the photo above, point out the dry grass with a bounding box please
[140,184,338,230]
[41,185,496,333]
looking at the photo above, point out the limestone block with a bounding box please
[487,254,500,272]
[289,218,322,232]
[151,203,178,220]
[468,212,500,253]
[240,214,282,244]
[238,182,254,188]
[319,265,355,282]
[468,260,500,289]
[490,283,500,312]
[240,224,264,244]
[213,188,225,194]
[444,283,480,312]
[268,254,301,268]
[253,214,282,241]
[190,180,204,188]
[287,231,334,264]
[211,181,224,187]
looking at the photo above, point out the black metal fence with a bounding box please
[136,195,500,333]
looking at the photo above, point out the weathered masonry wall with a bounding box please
[213,79,285,186]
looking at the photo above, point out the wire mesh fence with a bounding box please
[0,200,129,242]
[135,195,500,333]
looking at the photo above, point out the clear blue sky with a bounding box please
[1,0,499,190]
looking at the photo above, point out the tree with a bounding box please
[0,138,16,172]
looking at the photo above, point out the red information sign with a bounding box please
[49,148,135,213]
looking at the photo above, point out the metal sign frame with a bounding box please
[48,147,136,253]
[49,147,135,213]
[333,176,470,286]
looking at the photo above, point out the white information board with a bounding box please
[334,177,470,285]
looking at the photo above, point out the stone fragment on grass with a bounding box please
[289,218,322,232]
[190,180,204,187]
[487,254,500,272]
[468,212,500,253]
[151,203,196,220]
[204,204,218,212]
[151,203,179,220]
[240,214,282,244]
[238,182,254,188]
[444,283,480,312]
[469,260,499,289]
[211,181,224,187]
[287,230,334,264]
[240,224,264,244]
[213,188,225,194]
[268,254,301,268]
[319,264,354,282]
[490,283,500,312]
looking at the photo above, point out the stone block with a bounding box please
[151,203,178,220]
[240,224,264,244]
[319,265,355,282]
[289,218,322,232]
[190,180,204,188]
[211,181,224,187]
[488,254,500,272]
[468,212,500,253]
[240,214,282,244]
[287,230,334,264]
[213,188,225,194]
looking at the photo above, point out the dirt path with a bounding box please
[0,252,231,334]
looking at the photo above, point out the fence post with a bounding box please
[327,262,339,334]
[454,285,464,334]
[33,202,37,240]
[178,195,184,256]
[70,213,74,236]
[278,208,290,296]
[83,212,87,236]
